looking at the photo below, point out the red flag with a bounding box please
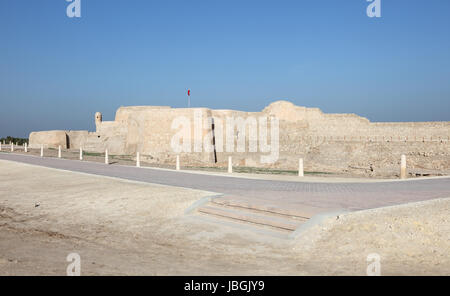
[187,89,190,96]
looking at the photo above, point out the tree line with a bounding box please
[0,136,29,145]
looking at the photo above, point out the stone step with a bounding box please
[197,204,306,231]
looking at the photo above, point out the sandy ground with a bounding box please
[0,159,448,275]
[295,198,450,275]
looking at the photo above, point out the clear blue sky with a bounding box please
[1,0,450,138]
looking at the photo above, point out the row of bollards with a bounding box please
[225,156,408,179]
[14,144,409,179]
[0,142,28,152]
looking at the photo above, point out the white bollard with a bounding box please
[24,143,28,153]
[79,147,83,161]
[11,142,14,152]
[136,152,140,167]
[105,149,109,164]
[228,156,232,173]
[40,145,44,157]
[0,142,2,151]
[58,145,61,158]
[176,155,180,171]
[298,158,304,177]
[400,154,407,179]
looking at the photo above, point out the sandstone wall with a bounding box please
[93,106,216,162]
[28,100,450,177]
[65,131,89,149]
[29,130,67,149]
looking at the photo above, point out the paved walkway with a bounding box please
[1,153,449,211]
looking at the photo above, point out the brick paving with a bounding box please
[1,153,449,212]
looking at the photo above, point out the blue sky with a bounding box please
[1,0,450,137]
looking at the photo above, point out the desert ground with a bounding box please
[0,159,448,275]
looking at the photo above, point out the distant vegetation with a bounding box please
[0,136,29,145]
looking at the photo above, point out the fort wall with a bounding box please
[28,100,450,177]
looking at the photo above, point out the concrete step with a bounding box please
[197,204,306,231]
[211,196,325,219]
[185,213,292,239]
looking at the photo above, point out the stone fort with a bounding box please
[29,101,450,177]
